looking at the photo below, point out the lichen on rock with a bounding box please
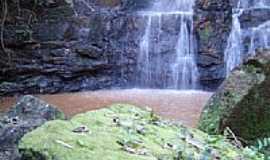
[19,104,263,160]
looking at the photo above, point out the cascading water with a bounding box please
[137,0,198,90]
[224,10,244,75]
[138,16,152,87]
[172,15,198,89]
[225,0,270,76]
[248,21,270,55]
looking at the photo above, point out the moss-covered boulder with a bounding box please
[19,104,263,160]
[198,50,270,142]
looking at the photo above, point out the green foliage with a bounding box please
[250,138,270,159]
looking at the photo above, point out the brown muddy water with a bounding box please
[0,89,212,127]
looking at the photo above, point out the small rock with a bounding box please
[72,125,89,133]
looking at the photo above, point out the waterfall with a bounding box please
[138,16,152,87]
[225,0,270,76]
[224,10,244,75]
[248,21,270,55]
[137,0,198,89]
[172,15,197,89]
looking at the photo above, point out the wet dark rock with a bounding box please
[0,95,65,160]
[239,9,270,28]
[195,0,232,11]
[72,0,152,15]
[198,49,270,143]
[0,0,142,95]
[194,0,233,90]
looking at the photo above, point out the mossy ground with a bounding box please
[19,104,263,160]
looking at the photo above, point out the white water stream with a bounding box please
[137,0,198,89]
[225,0,270,75]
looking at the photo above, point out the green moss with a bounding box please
[198,100,222,134]
[54,109,66,120]
[198,51,270,144]
[224,61,270,142]
[19,104,263,160]
[199,23,213,42]
[198,69,261,135]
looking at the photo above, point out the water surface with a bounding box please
[0,89,212,127]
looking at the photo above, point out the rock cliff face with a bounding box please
[0,0,143,95]
[198,49,270,142]
[193,0,233,89]
[0,0,267,95]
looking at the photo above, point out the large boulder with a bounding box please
[19,104,263,160]
[198,49,270,142]
[0,95,65,160]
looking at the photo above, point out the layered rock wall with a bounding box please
[194,0,233,89]
[0,0,143,95]
[1,0,266,95]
